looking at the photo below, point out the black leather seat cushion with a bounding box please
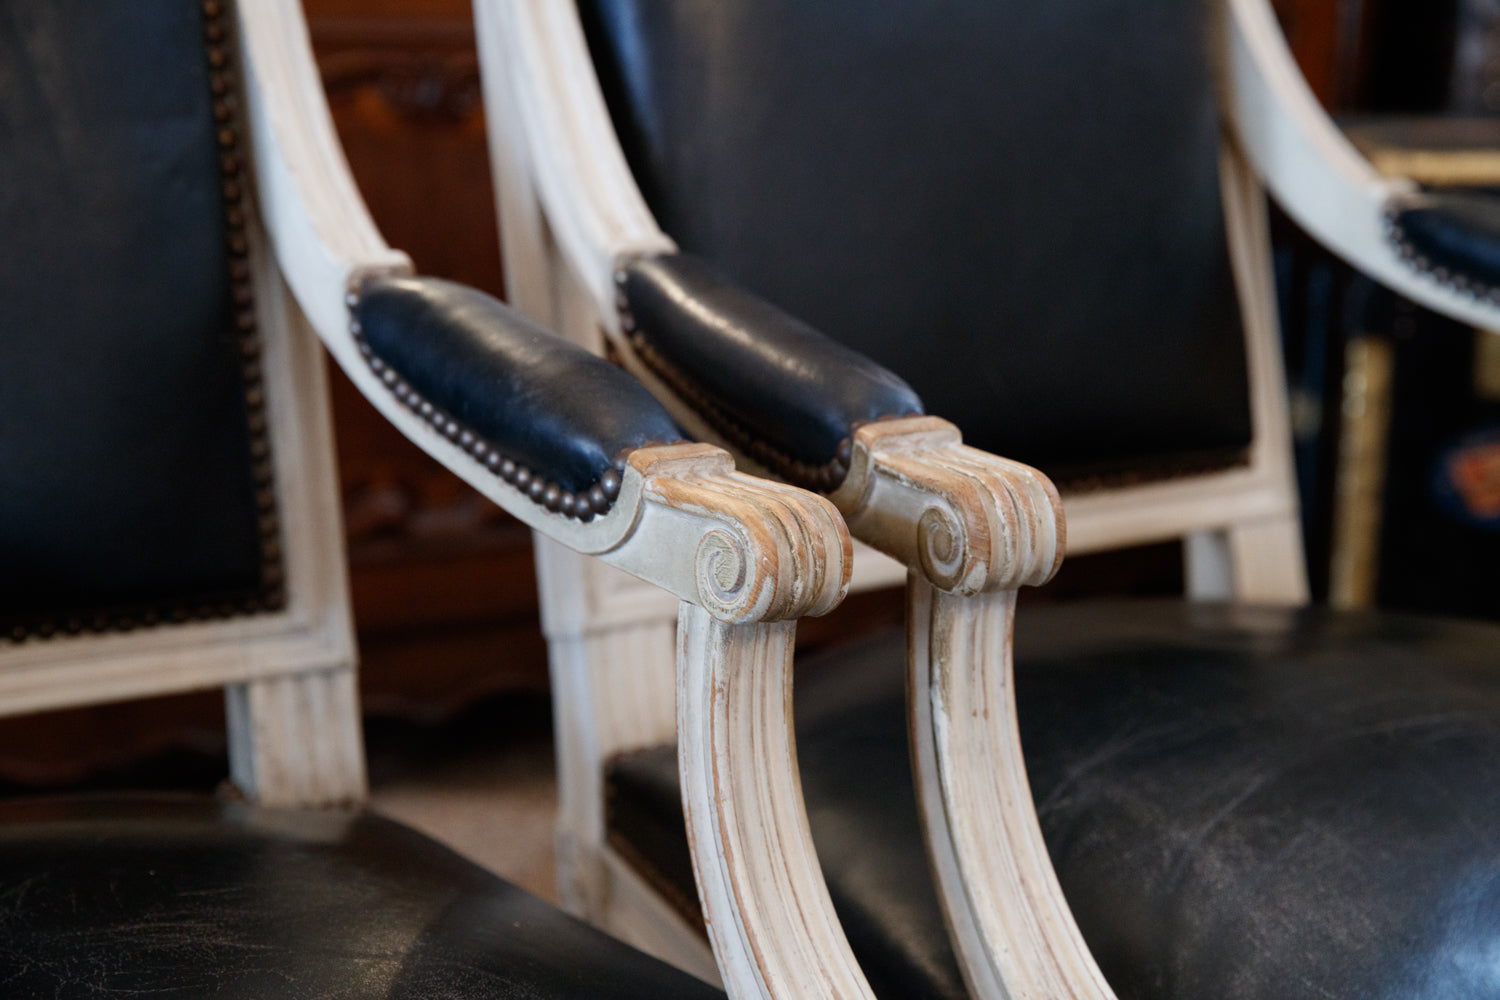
[1390,190,1500,298]
[606,600,1500,999]
[0,796,722,999]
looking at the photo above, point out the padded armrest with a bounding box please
[1387,190,1500,301]
[618,254,923,491]
[354,275,681,521]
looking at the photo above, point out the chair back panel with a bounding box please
[0,0,277,638]
[580,0,1254,485]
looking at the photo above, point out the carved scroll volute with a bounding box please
[831,417,1065,595]
[610,443,852,624]
[831,418,1117,1000]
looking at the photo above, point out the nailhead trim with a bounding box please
[615,268,908,494]
[8,1,285,645]
[347,295,642,523]
[1384,205,1500,304]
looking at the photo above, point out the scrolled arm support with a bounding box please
[830,416,1064,596]
[607,444,851,623]
[829,416,1114,999]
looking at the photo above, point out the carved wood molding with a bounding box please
[831,416,1064,595]
[310,16,481,121]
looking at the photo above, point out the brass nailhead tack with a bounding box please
[344,316,628,523]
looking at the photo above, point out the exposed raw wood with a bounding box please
[677,604,874,1000]
[474,1,1331,995]
[910,582,1115,1000]
[832,418,1109,999]
[830,417,1064,596]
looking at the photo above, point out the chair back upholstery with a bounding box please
[0,1,362,810]
[1,0,282,641]
[579,0,1254,487]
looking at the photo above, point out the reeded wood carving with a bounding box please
[833,416,1116,1000]
[606,443,851,624]
[678,607,875,1000]
[831,416,1064,594]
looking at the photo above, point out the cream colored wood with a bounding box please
[677,605,875,1000]
[475,0,675,322]
[1174,140,1309,606]
[246,0,857,831]
[248,6,842,616]
[599,847,723,987]
[226,663,367,807]
[481,2,878,965]
[1226,514,1312,605]
[1225,0,1500,333]
[537,536,679,918]
[910,582,1115,1000]
[832,418,1108,1000]
[830,418,1064,596]
[531,448,854,1000]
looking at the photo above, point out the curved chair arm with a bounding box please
[617,254,1116,997]
[835,418,1117,1000]
[1224,0,1500,331]
[238,0,847,624]
[239,8,873,1000]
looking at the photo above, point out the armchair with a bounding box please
[478,1,1500,999]
[0,0,851,994]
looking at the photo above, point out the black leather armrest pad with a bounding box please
[1388,190,1500,298]
[355,275,680,514]
[619,254,922,490]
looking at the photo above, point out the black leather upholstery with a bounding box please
[580,0,1253,485]
[356,275,682,497]
[1389,190,1500,297]
[619,254,923,488]
[0,0,271,635]
[607,600,1500,1000]
[0,795,724,999]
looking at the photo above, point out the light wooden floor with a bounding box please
[365,696,561,903]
